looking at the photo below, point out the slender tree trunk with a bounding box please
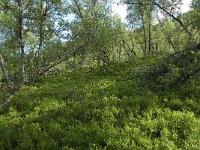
[0,54,17,108]
[0,53,14,92]
[155,42,159,52]
[148,8,152,55]
[139,7,147,56]
[18,0,25,83]
[101,48,110,72]
[122,39,135,59]
[37,1,48,69]
[0,54,11,85]
[38,2,43,68]
[130,39,136,58]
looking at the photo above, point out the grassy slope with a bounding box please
[0,56,200,149]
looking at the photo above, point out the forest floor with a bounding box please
[0,55,199,149]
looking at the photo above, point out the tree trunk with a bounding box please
[130,38,136,58]
[0,53,14,91]
[18,0,25,84]
[148,7,152,55]
[38,2,43,68]
[139,6,147,56]
[122,39,135,59]
[101,48,110,72]
[37,1,48,69]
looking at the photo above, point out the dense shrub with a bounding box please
[147,45,200,91]
[0,57,199,149]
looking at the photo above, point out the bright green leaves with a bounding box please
[67,0,125,68]
[0,58,200,149]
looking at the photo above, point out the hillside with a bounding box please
[0,54,200,149]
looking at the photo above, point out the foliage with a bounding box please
[146,44,200,91]
[0,57,199,149]
[0,0,200,149]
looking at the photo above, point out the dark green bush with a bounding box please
[147,46,200,91]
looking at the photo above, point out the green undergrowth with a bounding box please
[147,46,200,91]
[0,56,200,149]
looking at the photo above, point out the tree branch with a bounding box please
[124,1,192,37]
[153,2,192,37]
